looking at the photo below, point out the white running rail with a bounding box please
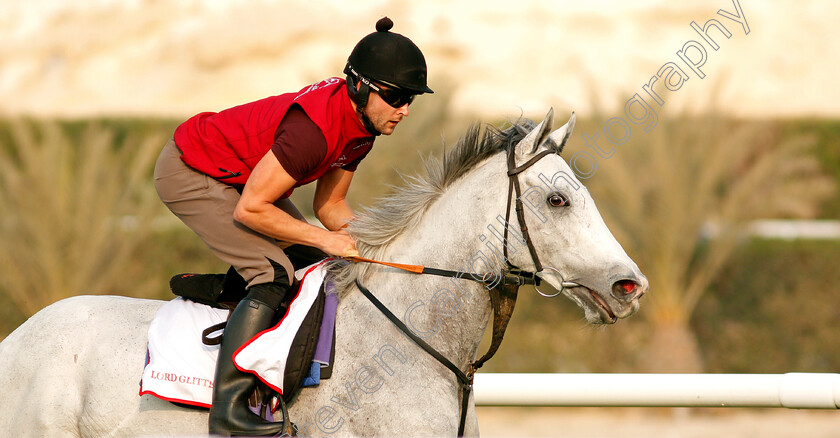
[473,373,840,409]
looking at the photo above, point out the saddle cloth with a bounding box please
[139,261,337,407]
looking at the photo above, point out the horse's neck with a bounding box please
[352,157,506,368]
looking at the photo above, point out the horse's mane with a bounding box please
[328,117,556,293]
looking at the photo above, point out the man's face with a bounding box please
[363,84,413,136]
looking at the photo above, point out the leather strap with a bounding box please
[346,256,538,286]
[503,148,554,273]
[354,281,469,386]
[508,149,554,176]
[471,282,519,371]
[201,321,227,346]
[355,280,473,436]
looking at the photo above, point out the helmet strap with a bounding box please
[345,73,369,108]
[345,74,381,137]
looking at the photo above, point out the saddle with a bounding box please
[143,245,335,423]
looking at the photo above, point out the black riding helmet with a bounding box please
[344,17,433,112]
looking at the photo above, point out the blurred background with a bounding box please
[1,0,839,436]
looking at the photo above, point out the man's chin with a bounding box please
[378,125,396,135]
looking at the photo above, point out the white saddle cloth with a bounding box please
[139,261,329,407]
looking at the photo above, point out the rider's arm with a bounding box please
[313,167,356,231]
[233,152,357,257]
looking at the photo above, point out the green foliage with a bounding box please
[478,284,650,373]
[0,118,174,319]
[695,238,840,373]
[569,103,836,372]
[781,119,840,218]
[587,113,834,325]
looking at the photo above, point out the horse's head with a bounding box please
[505,109,648,324]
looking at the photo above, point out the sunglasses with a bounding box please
[368,82,416,108]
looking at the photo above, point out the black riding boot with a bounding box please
[209,282,288,437]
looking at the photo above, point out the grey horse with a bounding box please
[0,110,647,437]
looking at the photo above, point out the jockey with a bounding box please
[153,17,432,437]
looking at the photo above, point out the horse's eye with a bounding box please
[547,193,569,207]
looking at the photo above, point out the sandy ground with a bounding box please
[475,407,840,438]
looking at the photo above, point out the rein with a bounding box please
[345,256,541,287]
[349,143,560,437]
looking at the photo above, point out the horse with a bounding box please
[0,109,647,437]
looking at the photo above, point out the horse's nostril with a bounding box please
[612,279,638,301]
[619,280,635,293]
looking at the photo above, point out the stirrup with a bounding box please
[258,390,297,437]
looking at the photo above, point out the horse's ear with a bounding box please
[518,108,555,156]
[548,112,576,153]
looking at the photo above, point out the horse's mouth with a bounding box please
[567,286,617,324]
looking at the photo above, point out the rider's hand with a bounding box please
[320,229,359,258]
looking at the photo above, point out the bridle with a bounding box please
[351,141,573,436]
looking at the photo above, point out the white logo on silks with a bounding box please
[294,77,341,101]
[331,155,348,168]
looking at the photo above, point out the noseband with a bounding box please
[351,143,564,436]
